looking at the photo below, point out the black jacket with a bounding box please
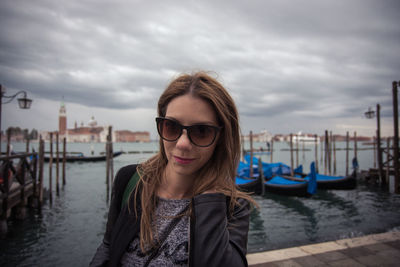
[90,164,250,267]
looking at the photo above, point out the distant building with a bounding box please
[37,102,150,143]
[243,130,273,142]
[59,102,67,135]
[115,130,150,142]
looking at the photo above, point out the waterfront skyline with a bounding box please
[1,0,399,139]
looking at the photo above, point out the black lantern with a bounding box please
[364,107,375,119]
[17,93,32,109]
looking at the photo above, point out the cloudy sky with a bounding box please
[1,0,399,139]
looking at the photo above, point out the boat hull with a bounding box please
[315,173,357,190]
[299,171,357,190]
[44,151,123,163]
[236,177,262,195]
[264,181,309,197]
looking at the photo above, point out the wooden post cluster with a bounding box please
[46,131,67,202]
[0,151,40,235]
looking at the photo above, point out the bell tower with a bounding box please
[59,101,67,135]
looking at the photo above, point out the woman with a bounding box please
[90,72,256,267]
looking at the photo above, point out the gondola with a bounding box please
[236,161,262,194]
[301,171,357,190]
[236,157,317,197]
[44,151,123,162]
[264,162,317,197]
[264,175,310,197]
[295,158,358,190]
[235,176,262,194]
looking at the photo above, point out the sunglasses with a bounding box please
[156,117,222,147]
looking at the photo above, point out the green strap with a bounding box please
[121,171,140,209]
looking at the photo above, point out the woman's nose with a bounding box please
[176,129,192,149]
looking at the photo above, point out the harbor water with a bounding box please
[1,141,400,266]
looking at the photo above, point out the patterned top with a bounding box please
[121,197,190,266]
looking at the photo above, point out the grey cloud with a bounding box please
[1,0,399,135]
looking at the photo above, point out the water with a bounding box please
[1,141,400,266]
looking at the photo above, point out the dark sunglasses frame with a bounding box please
[156,117,222,147]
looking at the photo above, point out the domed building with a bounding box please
[56,102,150,143]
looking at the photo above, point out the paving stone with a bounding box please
[292,255,325,267]
[354,254,394,266]
[272,259,303,267]
[251,262,279,267]
[247,232,400,267]
[340,246,372,258]
[247,247,310,265]
[371,231,400,243]
[363,243,394,253]
[376,249,400,260]
[327,258,366,267]
[336,235,378,248]
[313,250,348,262]
[299,241,346,254]
[385,240,400,250]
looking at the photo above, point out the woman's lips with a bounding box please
[174,156,195,164]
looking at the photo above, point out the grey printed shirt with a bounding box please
[121,197,190,267]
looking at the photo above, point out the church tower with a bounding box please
[59,101,67,135]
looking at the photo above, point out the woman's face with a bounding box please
[163,94,219,179]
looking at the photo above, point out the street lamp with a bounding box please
[0,84,33,154]
[364,107,375,119]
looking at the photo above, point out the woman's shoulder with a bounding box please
[113,164,138,191]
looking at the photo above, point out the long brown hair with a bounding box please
[133,71,256,251]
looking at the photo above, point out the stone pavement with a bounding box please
[247,231,400,266]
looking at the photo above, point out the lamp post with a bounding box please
[365,104,384,184]
[0,84,33,154]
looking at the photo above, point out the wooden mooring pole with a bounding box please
[392,81,399,193]
[314,134,319,173]
[295,134,299,168]
[373,136,377,169]
[259,157,265,196]
[49,132,53,202]
[63,137,66,185]
[106,126,114,200]
[38,137,44,206]
[324,130,328,175]
[270,139,274,163]
[346,131,349,176]
[290,133,294,176]
[26,136,30,152]
[386,138,391,185]
[354,131,358,161]
[376,104,385,185]
[333,135,337,175]
[329,131,332,176]
[241,134,245,162]
[6,128,11,155]
[56,132,60,195]
[249,131,253,178]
